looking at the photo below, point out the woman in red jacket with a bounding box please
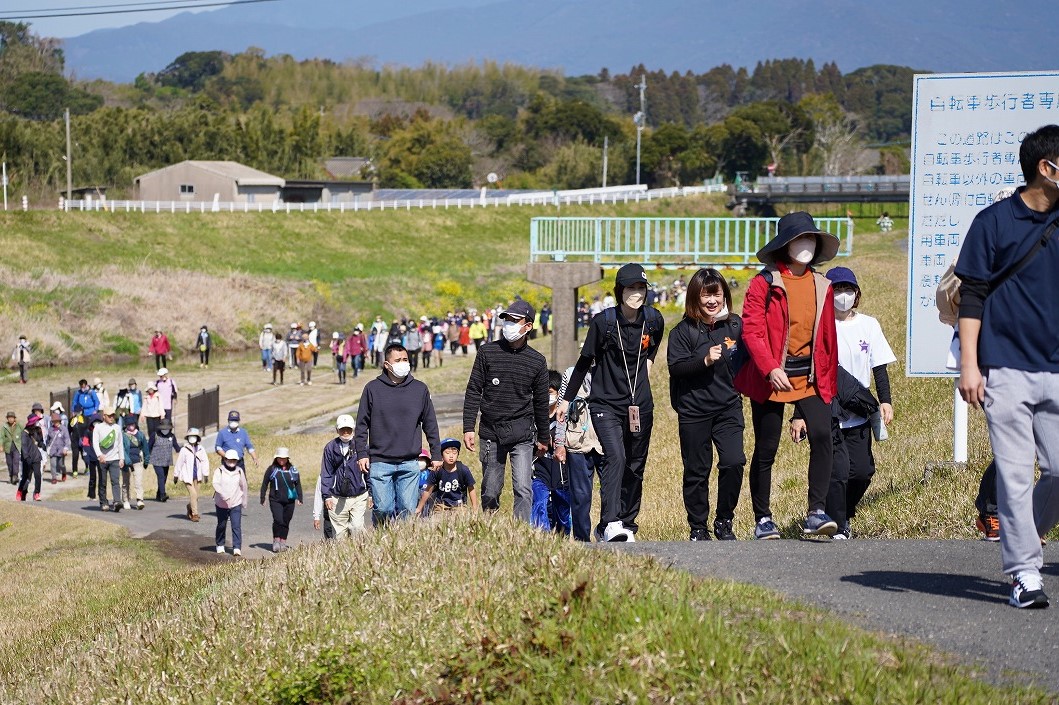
[734,211,840,539]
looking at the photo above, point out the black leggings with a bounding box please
[199,349,210,365]
[749,395,833,519]
[269,497,296,540]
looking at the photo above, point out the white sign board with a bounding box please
[907,71,1059,376]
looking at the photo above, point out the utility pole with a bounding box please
[65,108,72,210]
[634,75,646,186]
[602,135,609,188]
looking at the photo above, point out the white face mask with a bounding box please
[712,304,730,321]
[788,237,816,264]
[389,361,411,378]
[502,320,526,342]
[834,292,856,312]
[338,431,353,442]
[623,289,646,309]
[418,460,428,471]
[549,394,558,406]
[228,421,239,430]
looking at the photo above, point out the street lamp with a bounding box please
[634,75,646,186]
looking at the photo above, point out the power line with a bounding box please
[0,0,279,21]
[3,0,220,15]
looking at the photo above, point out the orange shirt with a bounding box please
[771,270,817,403]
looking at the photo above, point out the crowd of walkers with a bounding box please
[9,125,1059,615]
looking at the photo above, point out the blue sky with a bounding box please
[9,1,216,38]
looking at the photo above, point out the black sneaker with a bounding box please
[713,519,737,541]
[689,528,711,541]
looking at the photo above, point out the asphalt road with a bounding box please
[614,539,1059,692]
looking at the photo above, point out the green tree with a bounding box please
[157,51,229,92]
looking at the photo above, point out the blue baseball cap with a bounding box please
[439,437,461,452]
[825,266,859,288]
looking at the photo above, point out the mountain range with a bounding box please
[61,0,1051,83]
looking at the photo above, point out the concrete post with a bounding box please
[527,262,604,370]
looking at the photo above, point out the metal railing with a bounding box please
[187,386,220,434]
[530,216,854,266]
[753,175,910,195]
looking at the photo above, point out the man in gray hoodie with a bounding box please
[355,343,441,524]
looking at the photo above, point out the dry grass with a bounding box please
[2,516,1049,705]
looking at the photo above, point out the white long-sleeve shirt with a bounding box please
[92,422,126,463]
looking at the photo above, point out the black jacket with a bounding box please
[667,314,743,420]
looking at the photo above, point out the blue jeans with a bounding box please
[261,348,272,370]
[531,478,572,535]
[216,505,243,549]
[567,450,603,542]
[369,459,420,524]
[479,438,534,521]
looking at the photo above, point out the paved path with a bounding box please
[616,540,1059,692]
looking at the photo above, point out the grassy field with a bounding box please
[0,198,728,362]
[1,201,1040,702]
[0,514,1051,705]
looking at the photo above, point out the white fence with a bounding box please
[59,183,728,214]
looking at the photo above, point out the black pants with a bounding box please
[679,402,746,530]
[145,417,160,448]
[408,350,420,371]
[422,350,431,368]
[592,405,653,534]
[975,459,998,516]
[86,460,100,498]
[749,395,832,520]
[269,497,296,540]
[154,465,169,499]
[199,349,210,365]
[323,509,335,540]
[272,360,285,384]
[474,338,484,350]
[450,341,458,354]
[69,427,82,473]
[154,354,166,370]
[825,421,875,525]
[18,459,41,496]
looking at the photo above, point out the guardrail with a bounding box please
[59,184,728,214]
[530,216,854,267]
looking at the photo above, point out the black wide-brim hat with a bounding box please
[756,211,841,267]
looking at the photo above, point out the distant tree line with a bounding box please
[0,21,915,201]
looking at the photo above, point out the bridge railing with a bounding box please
[753,175,910,195]
[530,216,854,267]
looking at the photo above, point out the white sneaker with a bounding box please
[123,502,131,510]
[215,546,225,554]
[1009,571,1049,608]
[233,548,242,557]
[602,521,632,543]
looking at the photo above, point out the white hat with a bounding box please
[185,427,201,442]
[50,401,65,412]
[273,447,290,459]
[336,414,355,431]
[264,323,273,330]
[290,322,297,329]
[309,321,316,329]
[223,449,240,461]
[332,331,339,339]
[157,367,169,376]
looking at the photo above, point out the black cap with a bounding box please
[501,299,535,323]
[616,263,649,287]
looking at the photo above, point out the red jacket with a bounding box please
[149,334,170,355]
[734,264,838,405]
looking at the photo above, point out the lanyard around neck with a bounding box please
[616,315,646,403]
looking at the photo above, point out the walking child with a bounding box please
[415,438,478,516]
[530,371,572,535]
